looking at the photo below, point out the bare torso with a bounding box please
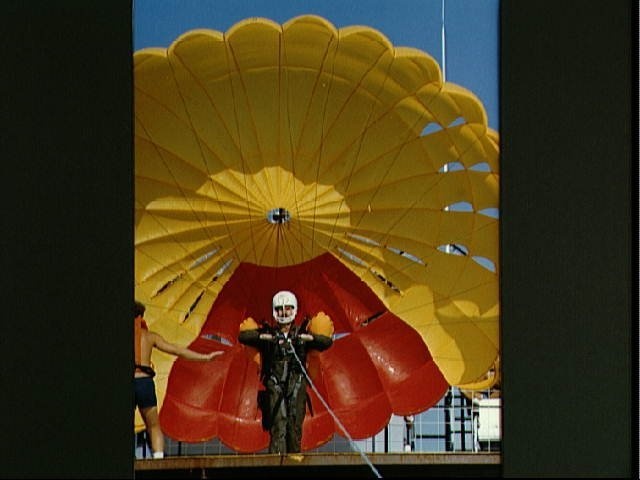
[135,330,156,378]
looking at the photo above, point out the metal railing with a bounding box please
[135,386,501,458]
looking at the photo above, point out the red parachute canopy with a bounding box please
[159,252,448,452]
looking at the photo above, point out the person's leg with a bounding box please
[135,377,163,458]
[287,382,307,453]
[140,406,164,458]
[267,386,287,454]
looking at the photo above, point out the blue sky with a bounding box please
[133,0,499,131]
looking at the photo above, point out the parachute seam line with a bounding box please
[136,68,244,312]
[288,347,383,479]
[171,48,280,209]
[338,172,448,292]
[333,242,424,287]
[340,126,449,275]
[165,51,242,176]
[225,35,260,264]
[274,22,282,269]
[168,47,276,211]
[134,86,242,172]
[136,116,228,314]
[279,223,304,266]
[136,221,238,285]
[312,57,495,179]
[318,116,482,190]
[255,221,277,266]
[136,239,225,284]
[290,32,336,166]
[274,223,282,268]
[328,141,431,188]
[302,65,399,181]
[280,29,304,270]
[282,222,325,262]
[135,116,215,256]
[281,27,304,265]
[439,96,474,169]
[437,279,498,313]
[133,214,244,249]
[335,242,414,289]
[159,56,241,263]
[438,249,473,298]
[134,161,247,203]
[444,299,500,352]
[136,57,241,323]
[430,322,498,374]
[348,112,435,228]
[326,217,494,280]
[308,31,341,262]
[331,164,451,198]
[325,43,395,257]
[280,24,304,268]
[301,57,438,167]
[136,85,272,210]
[468,218,499,264]
[146,59,242,171]
[302,76,442,180]
[136,250,233,320]
[134,125,229,178]
[330,94,460,266]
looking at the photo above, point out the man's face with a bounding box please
[274,305,295,319]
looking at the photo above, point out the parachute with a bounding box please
[134,15,499,451]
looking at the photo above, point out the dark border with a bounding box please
[2,1,134,478]
[1,0,635,477]
[500,0,636,477]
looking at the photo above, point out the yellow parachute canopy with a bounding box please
[134,15,499,431]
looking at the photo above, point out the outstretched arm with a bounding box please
[151,332,223,361]
[238,329,275,345]
[301,333,333,351]
[238,317,276,346]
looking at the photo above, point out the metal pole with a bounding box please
[444,388,453,451]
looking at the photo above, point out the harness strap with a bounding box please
[134,364,156,377]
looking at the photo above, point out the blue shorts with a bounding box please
[134,376,158,410]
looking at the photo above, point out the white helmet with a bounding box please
[272,290,298,324]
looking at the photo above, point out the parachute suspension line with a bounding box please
[281,27,306,266]
[135,123,227,315]
[135,120,215,268]
[310,37,339,256]
[225,40,259,264]
[327,48,393,258]
[164,54,231,250]
[136,64,241,326]
[288,346,383,479]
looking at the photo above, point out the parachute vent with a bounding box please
[153,272,184,297]
[266,207,291,224]
[183,290,204,322]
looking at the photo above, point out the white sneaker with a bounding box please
[152,451,164,459]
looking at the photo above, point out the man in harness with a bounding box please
[134,300,223,459]
[238,290,333,454]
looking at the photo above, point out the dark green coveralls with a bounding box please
[239,324,332,454]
